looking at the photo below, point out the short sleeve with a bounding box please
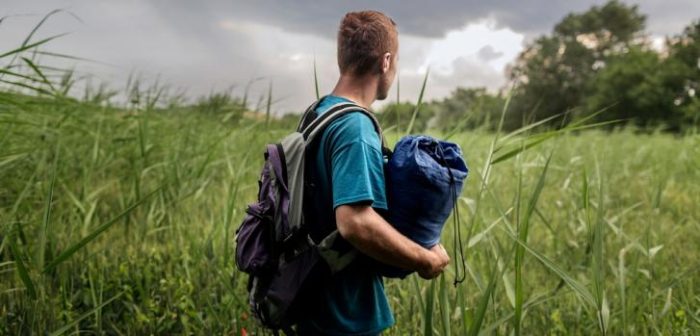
[325,112,387,210]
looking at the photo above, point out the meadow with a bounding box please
[1,81,698,335]
[1,14,699,334]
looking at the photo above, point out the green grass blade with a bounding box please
[37,146,59,271]
[396,70,400,103]
[479,294,556,336]
[504,227,596,306]
[411,275,426,317]
[20,9,64,49]
[50,292,123,336]
[22,57,56,92]
[0,79,53,95]
[443,112,474,141]
[43,187,161,273]
[593,162,609,334]
[0,68,45,83]
[462,87,514,276]
[265,80,272,126]
[32,50,99,63]
[468,253,502,336]
[491,136,550,165]
[0,151,32,170]
[491,119,621,165]
[0,33,69,59]
[581,167,589,210]
[423,279,436,336]
[313,56,320,100]
[405,68,429,135]
[514,151,553,334]
[499,112,565,143]
[618,245,629,334]
[439,274,451,336]
[7,224,37,299]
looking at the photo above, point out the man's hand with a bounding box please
[336,204,451,278]
[417,244,450,279]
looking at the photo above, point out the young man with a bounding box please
[298,11,450,335]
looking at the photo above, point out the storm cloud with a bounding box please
[2,0,698,114]
[149,0,698,38]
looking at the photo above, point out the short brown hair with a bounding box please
[337,11,398,76]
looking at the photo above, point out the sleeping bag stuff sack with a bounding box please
[376,135,468,278]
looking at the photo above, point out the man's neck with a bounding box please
[330,73,378,109]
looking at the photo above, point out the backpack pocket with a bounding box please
[236,150,282,275]
[235,202,274,274]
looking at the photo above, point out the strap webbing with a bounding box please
[301,102,385,149]
[297,99,386,272]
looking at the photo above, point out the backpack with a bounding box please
[234,97,385,333]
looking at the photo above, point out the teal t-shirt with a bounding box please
[298,95,395,335]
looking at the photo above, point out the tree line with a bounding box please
[380,1,699,133]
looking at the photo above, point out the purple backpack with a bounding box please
[234,98,384,333]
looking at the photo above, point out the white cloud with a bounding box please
[420,20,524,76]
[650,35,666,52]
[381,20,523,110]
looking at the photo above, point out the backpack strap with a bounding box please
[302,102,385,148]
[296,97,327,132]
[299,100,386,273]
[316,231,360,274]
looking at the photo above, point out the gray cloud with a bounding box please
[147,0,699,38]
[477,46,504,62]
[2,0,699,114]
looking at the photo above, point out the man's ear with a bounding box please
[381,52,392,74]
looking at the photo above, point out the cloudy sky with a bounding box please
[2,1,698,114]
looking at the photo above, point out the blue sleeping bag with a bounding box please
[377,135,468,278]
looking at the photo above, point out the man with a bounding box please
[298,10,450,335]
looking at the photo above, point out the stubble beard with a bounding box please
[376,75,391,101]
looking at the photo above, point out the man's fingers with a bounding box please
[421,244,451,279]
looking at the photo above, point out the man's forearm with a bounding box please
[336,205,430,271]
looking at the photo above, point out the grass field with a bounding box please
[1,84,698,335]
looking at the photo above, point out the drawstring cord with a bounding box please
[435,141,467,286]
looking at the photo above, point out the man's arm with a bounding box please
[336,204,450,279]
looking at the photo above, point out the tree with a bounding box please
[427,88,504,131]
[667,20,700,127]
[507,1,647,129]
[377,101,431,133]
[585,47,687,130]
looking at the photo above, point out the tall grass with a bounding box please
[1,15,699,335]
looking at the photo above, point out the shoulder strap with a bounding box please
[298,101,386,274]
[296,97,327,132]
[302,102,384,146]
